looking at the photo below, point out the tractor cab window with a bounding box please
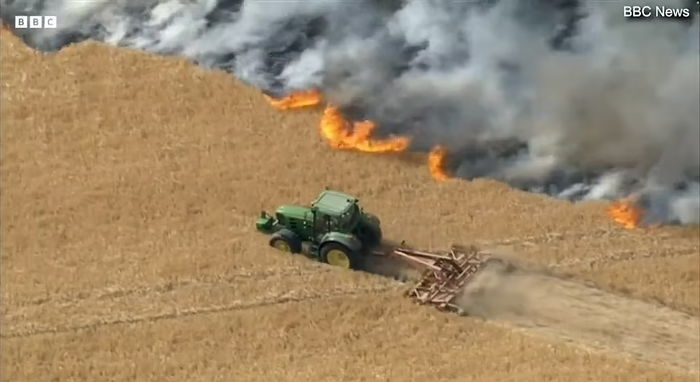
[314,212,329,233]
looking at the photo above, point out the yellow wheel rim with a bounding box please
[273,240,291,252]
[326,249,351,269]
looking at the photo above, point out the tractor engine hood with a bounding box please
[276,205,312,220]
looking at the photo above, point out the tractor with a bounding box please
[256,190,382,269]
[256,190,503,313]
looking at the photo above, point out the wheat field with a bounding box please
[1,30,699,381]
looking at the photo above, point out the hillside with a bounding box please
[1,29,699,381]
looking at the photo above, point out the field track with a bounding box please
[459,262,700,375]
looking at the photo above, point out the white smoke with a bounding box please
[2,0,698,224]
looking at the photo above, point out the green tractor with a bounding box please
[256,190,382,269]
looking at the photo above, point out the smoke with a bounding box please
[2,0,699,224]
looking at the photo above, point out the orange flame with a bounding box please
[429,146,451,181]
[320,106,411,153]
[264,89,323,110]
[608,198,645,229]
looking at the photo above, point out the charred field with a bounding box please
[1,27,700,382]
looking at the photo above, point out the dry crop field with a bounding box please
[1,30,699,381]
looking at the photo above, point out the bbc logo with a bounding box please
[14,15,57,29]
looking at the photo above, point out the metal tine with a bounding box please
[388,243,488,313]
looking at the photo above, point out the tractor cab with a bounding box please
[310,190,361,233]
[256,190,382,270]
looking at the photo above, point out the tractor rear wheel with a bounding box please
[320,243,359,270]
[269,229,302,254]
[361,224,382,249]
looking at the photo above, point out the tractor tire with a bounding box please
[320,243,360,270]
[269,229,302,254]
[358,223,382,249]
[364,225,382,248]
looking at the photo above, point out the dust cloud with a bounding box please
[456,260,700,375]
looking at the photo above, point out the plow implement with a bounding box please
[372,244,494,313]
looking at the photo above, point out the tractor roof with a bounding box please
[312,190,358,216]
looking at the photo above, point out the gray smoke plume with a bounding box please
[2,0,699,224]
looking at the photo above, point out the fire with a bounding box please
[267,91,410,154]
[264,89,323,110]
[320,106,411,153]
[608,198,645,229]
[429,145,451,181]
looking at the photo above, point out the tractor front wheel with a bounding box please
[269,229,302,254]
[321,243,359,270]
